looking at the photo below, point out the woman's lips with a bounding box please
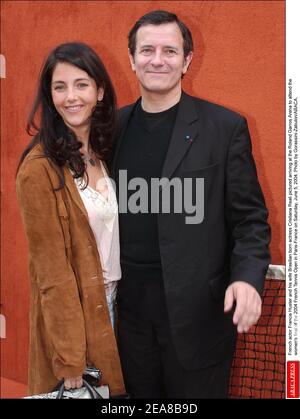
[65,105,84,113]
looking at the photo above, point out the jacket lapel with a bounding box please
[161,92,199,179]
[63,167,89,219]
[112,100,139,180]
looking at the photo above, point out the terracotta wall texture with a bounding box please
[1,1,285,384]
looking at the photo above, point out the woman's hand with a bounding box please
[64,376,83,389]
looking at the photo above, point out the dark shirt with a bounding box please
[116,101,178,279]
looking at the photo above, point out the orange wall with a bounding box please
[1,1,285,384]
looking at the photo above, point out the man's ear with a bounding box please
[182,51,193,75]
[128,48,136,72]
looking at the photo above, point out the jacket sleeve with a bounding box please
[225,117,271,295]
[16,158,86,379]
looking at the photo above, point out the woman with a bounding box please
[16,42,125,396]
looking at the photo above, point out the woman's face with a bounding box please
[51,62,103,136]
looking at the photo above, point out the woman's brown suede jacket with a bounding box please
[16,144,125,396]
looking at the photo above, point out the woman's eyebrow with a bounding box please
[52,77,90,84]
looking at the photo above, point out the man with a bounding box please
[113,10,271,398]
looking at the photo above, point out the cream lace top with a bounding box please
[74,162,121,296]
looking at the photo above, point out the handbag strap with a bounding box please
[55,378,103,399]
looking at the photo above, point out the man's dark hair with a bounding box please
[128,10,194,58]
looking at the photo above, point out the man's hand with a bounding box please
[224,281,262,333]
[64,376,83,390]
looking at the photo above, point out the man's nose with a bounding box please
[150,51,164,66]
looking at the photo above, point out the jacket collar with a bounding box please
[24,143,90,219]
[112,91,199,180]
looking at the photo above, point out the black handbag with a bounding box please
[55,377,103,399]
[24,367,129,399]
[24,367,109,399]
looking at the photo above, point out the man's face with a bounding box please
[129,22,193,95]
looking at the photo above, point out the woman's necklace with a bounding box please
[86,156,96,166]
[82,151,97,166]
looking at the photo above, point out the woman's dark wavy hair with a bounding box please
[17,42,117,188]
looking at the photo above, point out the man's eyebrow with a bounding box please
[164,45,179,50]
[139,44,179,50]
[139,44,154,49]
